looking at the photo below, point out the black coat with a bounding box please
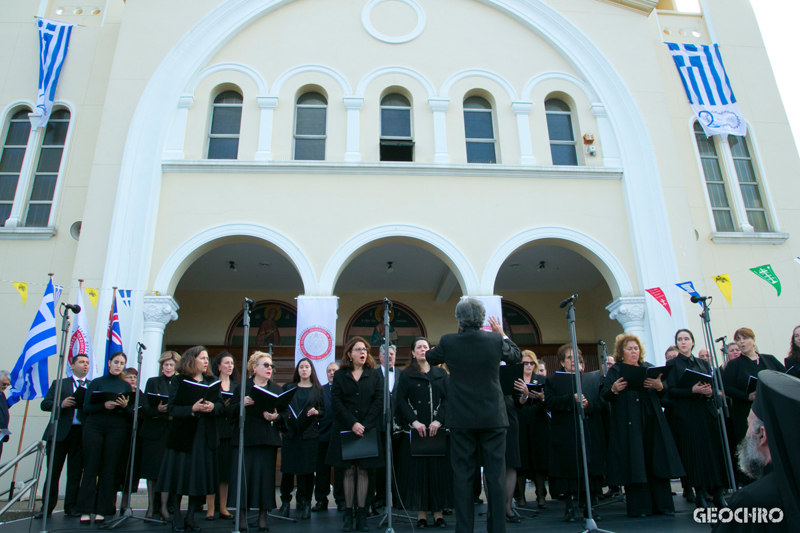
[395,365,448,430]
[0,392,9,452]
[230,380,283,448]
[278,382,324,440]
[81,373,132,423]
[139,374,172,441]
[425,327,520,429]
[217,379,236,440]
[722,354,784,445]
[784,356,800,378]
[166,375,223,454]
[318,382,334,442]
[41,377,86,442]
[601,363,685,486]
[665,353,717,420]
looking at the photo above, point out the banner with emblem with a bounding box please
[294,296,338,385]
[68,287,96,379]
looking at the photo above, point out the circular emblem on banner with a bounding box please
[299,327,333,361]
[71,331,86,355]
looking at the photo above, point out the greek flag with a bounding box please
[7,279,57,406]
[666,43,746,137]
[36,18,74,128]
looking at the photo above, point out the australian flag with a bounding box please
[104,293,123,374]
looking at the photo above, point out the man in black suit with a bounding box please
[36,354,90,518]
[0,370,10,462]
[426,298,520,533]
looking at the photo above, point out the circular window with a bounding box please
[362,0,426,44]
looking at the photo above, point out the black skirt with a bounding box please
[155,419,218,496]
[396,433,453,511]
[280,436,318,475]
[217,437,233,483]
[505,401,521,470]
[227,445,277,510]
[676,407,727,489]
[140,433,167,480]
[528,411,550,474]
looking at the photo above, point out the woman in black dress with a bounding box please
[326,336,383,532]
[76,352,131,524]
[722,327,784,484]
[395,337,451,528]
[156,346,222,532]
[785,325,800,378]
[227,351,282,532]
[666,329,728,508]
[209,351,238,520]
[602,334,684,517]
[516,351,548,509]
[278,357,324,519]
[140,351,179,520]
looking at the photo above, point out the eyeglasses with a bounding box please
[0,381,9,389]
[261,363,275,369]
[351,347,368,353]
[522,362,536,366]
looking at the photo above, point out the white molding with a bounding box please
[270,64,353,97]
[153,222,318,296]
[595,0,658,15]
[511,101,536,165]
[440,69,519,101]
[186,62,269,95]
[521,71,600,104]
[355,66,436,99]
[481,226,635,299]
[428,98,450,164]
[162,159,623,179]
[0,227,56,239]
[319,224,479,296]
[343,96,364,162]
[361,0,426,44]
[710,232,789,245]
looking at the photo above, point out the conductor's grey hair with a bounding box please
[378,344,397,356]
[456,297,485,329]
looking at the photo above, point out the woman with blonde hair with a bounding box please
[516,350,549,509]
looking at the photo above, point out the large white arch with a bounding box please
[355,65,437,99]
[481,226,635,299]
[152,222,318,296]
[318,224,480,296]
[439,68,519,102]
[185,62,269,95]
[270,64,353,97]
[96,0,686,360]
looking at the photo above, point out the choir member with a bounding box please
[785,325,800,378]
[156,346,222,532]
[525,358,550,509]
[37,353,90,518]
[313,362,346,512]
[227,351,282,532]
[602,334,684,517]
[76,352,131,524]
[326,336,384,532]
[722,327,784,484]
[278,357,324,519]
[0,371,9,462]
[371,344,398,513]
[660,345,692,502]
[503,365,524,523]
[140,351,179,520]
[514,350,539,509]
[395,337,451,528]
[666,329,729,508]
[209,351,238,520]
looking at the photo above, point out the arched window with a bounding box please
[545,98,578,166]
[0,110,32,226]
[693,122,735,232]
[25,109,69,227]
[729,134,769,232]
[294,92,327,160]
[463,96,496,164]
[207,91,242,160]
[380,93,413,162]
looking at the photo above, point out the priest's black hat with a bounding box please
[753,370,800,527]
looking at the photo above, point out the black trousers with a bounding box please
[76,417,127,515]
[280,473,315,504]
[450,427,506,533]
[315,441,344,504]
[44,424,84,513]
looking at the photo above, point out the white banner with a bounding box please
[294,296,338,385]
[462,295,502,332]
[68,289,98,380]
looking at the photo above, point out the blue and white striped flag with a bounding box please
[36,18,74,128]
[7,278,58,406]
[666,43,746,137]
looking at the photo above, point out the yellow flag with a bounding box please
[85,287,99,309]
[12,282,27,306]
[713,274,732,307]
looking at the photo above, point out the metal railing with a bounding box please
[0,440,46,518]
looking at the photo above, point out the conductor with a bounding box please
[425,297,521,533]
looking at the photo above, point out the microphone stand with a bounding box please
[102,343,161,529]
[233,298,252,533]
[562,296,613,533]
[696,298,737,494]
[39,304,73,533]
[597,341,608,375]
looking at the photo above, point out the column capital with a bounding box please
[606,297,646,330]
[143,295,179,329]
[511,101,532,115]
[590,103,607,118]
[343,96,364,110]
[428,97,450,113]
[257,96,279,109]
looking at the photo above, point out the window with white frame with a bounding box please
[294,92,327,161]
[207,91,242,160]
[380,93,413,162]
[463,96,496,164]
[729,134,769,232]
[25,109,69,227]
[0,109,32,226]
[545,98,578,166]
[693,122,735,232]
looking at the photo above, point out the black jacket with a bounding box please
[166,375,223,453]
[278,382,324,440]
[41,377,87,441]
[722,353,783,444]
[331,367,383,432]
[395,365,448,430]
[665,353,717,420]
[81,373,132,423]
[230,379,283,448]
[318,383,334,442]
[425,327,520,429]
[139,374,172,441]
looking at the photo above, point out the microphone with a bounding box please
[63,303,81,314]
[136,342,147,351]
[690,295,710,303]
[383,297,393,308]
[243,297,255,308]
[559,294,578,308]
[597,340,606,346]
[715,336,727,344]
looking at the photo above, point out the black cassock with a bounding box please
[711,465,789,533]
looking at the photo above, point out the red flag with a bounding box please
[646,287,672,316]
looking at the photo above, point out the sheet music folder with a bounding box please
[147,392,169,407]
[175,379,221,406]
[341,428,379,461]
[89,390,133,405]
[250,385,296,413]
[499,364,525,395]
[677,369,713,388]
[410,430,447,457]
[72,386,87,408]
[617,364,672,391]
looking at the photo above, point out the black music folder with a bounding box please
[746,375,758,395]
[550,371,576,396]
[499,364,525,395]
[250,385,296,413]
[341,428,379,461]
[89,390,133,405]
[410,430,447,457]
[147,392,168,407]
[72,385,87,408]
[175,379,221,406]
[525,376,544,393]
[677,369,713,388]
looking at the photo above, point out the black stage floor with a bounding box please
[1,499,709,533]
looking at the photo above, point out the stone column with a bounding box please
[428,97,450,163]
[343,96,364,162]
[255,96,278,161]
[141,296,179,383]
[162,95,194,160]
[606,297,646,339]
[511,101,536,165]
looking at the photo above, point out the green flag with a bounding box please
[749,264,781,296]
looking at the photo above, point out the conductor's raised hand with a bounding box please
[611,377,628,394]
[352,422,366,437]
[428,420,442,437]
[412,421,426,438]
[488,316,504,335]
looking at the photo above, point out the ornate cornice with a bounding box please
[143,296,179,328]
[595,0,658,15]
[606,297,646,327]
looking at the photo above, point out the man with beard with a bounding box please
[712,370,800,532]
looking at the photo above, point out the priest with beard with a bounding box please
[712,370,800,532]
